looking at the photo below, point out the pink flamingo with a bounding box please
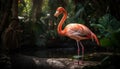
[54,7,99,64]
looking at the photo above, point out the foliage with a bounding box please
[42,0,49,13]
[18,0,32,16]
[91,14,120,50]
[17,0,120,51]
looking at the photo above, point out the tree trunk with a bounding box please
[2,0,22,51]
[110,0,120,20]
[0,0,12,44]
[31,0,43,23]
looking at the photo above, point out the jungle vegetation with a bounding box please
[0,0,120,53]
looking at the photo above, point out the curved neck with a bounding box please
[57,10,67,35]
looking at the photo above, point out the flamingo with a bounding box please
[54,7,99,64]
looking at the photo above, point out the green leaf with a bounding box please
[100,38,112,47]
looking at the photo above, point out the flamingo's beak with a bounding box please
[54,11,60,17]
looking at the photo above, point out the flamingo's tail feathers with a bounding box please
[91,33,100,45]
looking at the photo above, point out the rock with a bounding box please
[47,59,65,69]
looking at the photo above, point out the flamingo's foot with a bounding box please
[74,60,84,65]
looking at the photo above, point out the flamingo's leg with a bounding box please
[79,41,84,64]
[76,40,80,64]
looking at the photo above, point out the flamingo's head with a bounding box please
[54,7,65,17]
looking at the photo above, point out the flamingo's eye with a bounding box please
[58,10,63,14]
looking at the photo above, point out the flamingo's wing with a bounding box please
[64,23,91,40]
[68,29,87,37]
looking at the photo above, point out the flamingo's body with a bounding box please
[54,7,99,64]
